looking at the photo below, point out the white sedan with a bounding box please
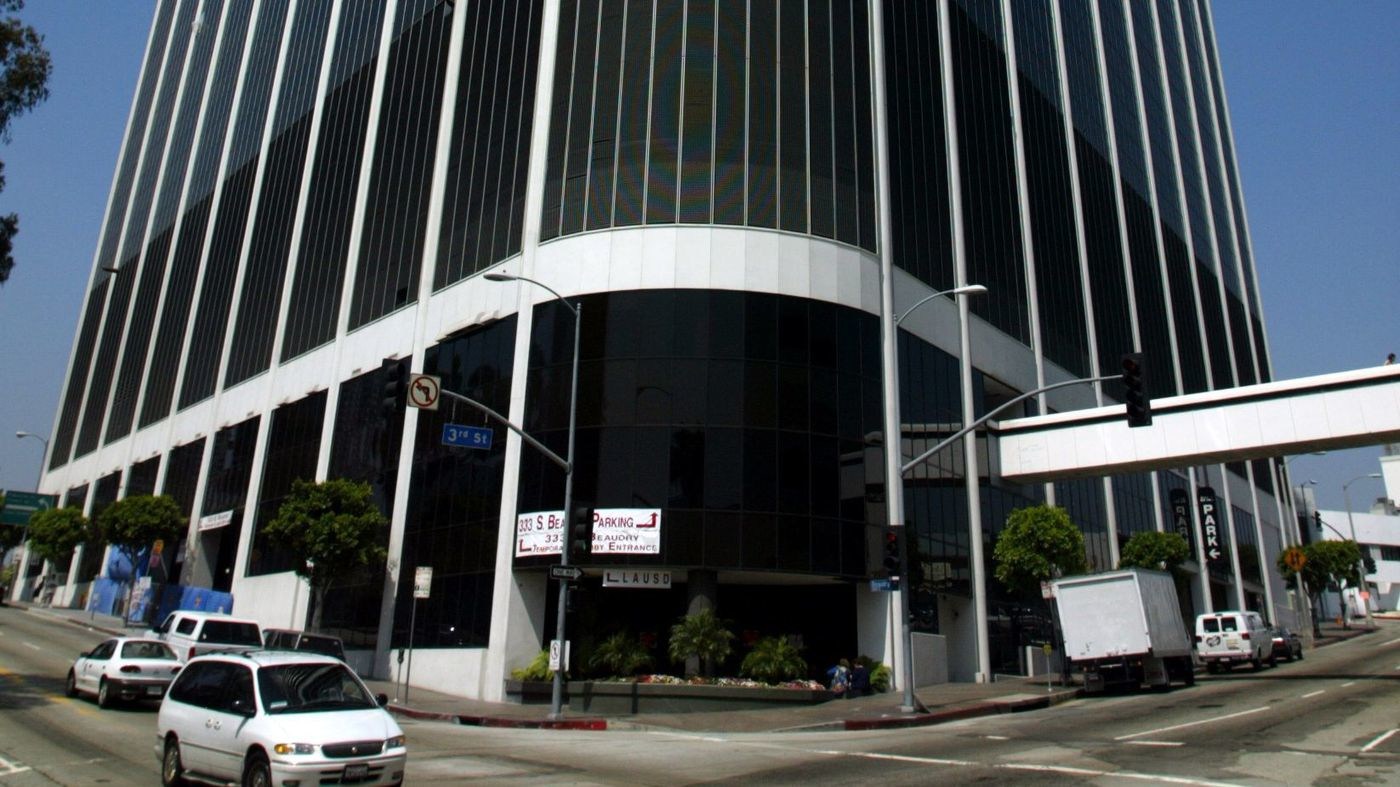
[66,637,182,707]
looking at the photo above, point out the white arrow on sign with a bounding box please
[1208,548,1222,560]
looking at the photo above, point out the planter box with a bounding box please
[504,679,836,714]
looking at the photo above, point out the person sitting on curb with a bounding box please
[849,660,870,698]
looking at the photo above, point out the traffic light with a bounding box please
[569,505,594,561]
[882,526,902,578]
[1313,510,1323,532]
[1121,353,1151,427]
[1363,553,1377,575]
[382,360,407,420]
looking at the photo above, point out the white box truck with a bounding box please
[1052,569,1194,693]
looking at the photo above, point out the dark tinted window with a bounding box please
[199,621,263,646]
[169,661,233,709]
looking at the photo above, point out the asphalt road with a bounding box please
[2,605,1396,786]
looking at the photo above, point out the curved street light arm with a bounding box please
[485,271,579,317]
[439,389,569,472]
[901,374,1119,475]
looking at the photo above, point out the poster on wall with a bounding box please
[591,508,661,554]
[515,511,565,557]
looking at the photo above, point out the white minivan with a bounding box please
[156,651,406,787]
[1195,610,1273,672]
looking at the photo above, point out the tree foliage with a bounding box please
[0,0,54,285]
[26,506,91,567]
[263,479,387,630]
[1277,539,1363,629]
[1118,531,1191,574]
[739,636,807,684]
[668,608,734,677]
[993,505,1087,596]
[587,631,654,678]
[94,495,184,580]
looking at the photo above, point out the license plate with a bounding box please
[146,685,164,696]
[343,764,369,781]
[1226,638,1239,648]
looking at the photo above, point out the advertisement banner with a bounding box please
[591,508,661,555]
[515,511,565,557]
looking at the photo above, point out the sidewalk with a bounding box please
[18,600,1386,735]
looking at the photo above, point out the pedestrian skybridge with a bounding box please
[995,365,1400,483]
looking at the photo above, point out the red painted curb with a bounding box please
[387,705,459,723]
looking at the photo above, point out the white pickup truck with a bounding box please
[1052,569,1195,693]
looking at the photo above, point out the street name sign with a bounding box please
[549,565,583,581]
[870,578,898,592]
[441,423,493,450]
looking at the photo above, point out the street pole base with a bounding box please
[546,711,566,722]
[898,699,929,714]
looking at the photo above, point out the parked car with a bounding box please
[1269,626,1303,662]
[263,628,346,661]
[147,610,263,662]
[65,637,182,707]
[156,651,406,787]
[1195,610,1274,672]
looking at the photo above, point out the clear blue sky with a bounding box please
[0,2,1395,515]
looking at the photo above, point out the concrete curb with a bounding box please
[385,704,608,730]
[843,689,1082,731]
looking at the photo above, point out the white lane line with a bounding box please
[1362,729,1399,753]
[823,749,1236,786]
[1115,706,1271,741]
[1341,681,1356,687]
[1301,690,1325,699]
[984,735,1009,741]
[0,755,32,775]
[1378,637,1400,647]
[22,641,41,651]
[1125,741,1184,748]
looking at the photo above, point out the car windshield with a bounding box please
[121,641,176,660]
[257,663,376,714]
[200,621,263,646]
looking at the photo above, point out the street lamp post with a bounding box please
[484,271,580,720]
[882,284,987,713]
[1342,473,1381,629]
[12,431,49,601]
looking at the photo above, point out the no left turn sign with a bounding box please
[408,373,441,410]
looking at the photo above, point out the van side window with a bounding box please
[1221,618,1238,632]
[175,617,197,635]
[170,662,231,709]
[1203,619,1219,633]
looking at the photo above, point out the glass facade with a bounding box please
[43,0,1285,680]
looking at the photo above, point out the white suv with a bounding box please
[156,651,406,787]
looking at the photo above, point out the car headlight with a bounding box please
[385,735,406,749]
[273,743,317,755]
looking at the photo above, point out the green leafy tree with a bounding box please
[668,608,734,678]
[588,631,654,678]
[1280,540,1361,630]
[740,636,807,684]
[993,504,1088,596]
[1117,531,1191,574]
[94,495,185,615]
[0,0,54,285]
[26,506,91,570]
[263,479,387,630]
